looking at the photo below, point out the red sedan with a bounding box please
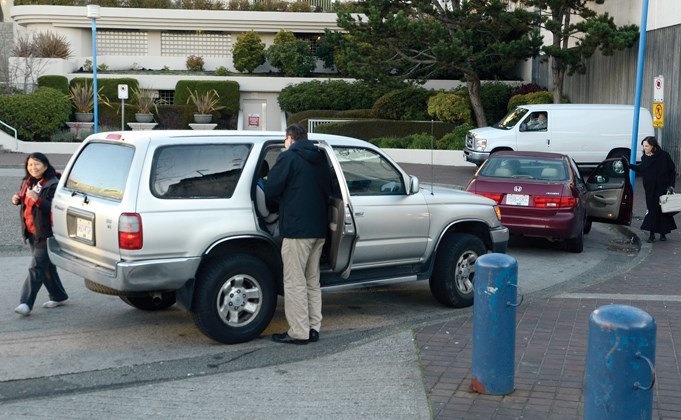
[466,151,633,253]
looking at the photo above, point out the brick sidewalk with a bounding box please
[416,180,681,419]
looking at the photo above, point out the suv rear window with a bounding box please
[151,143,251,199]
[65,142,134,201]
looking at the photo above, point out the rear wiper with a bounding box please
[71,190,89,204]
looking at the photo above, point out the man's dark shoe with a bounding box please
[309,329,319,342]
[272,332,308,345]
[648,234,656,243]
[661,234,667,241]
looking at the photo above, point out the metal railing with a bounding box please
[307,119,353,133]
[0,119,18,151]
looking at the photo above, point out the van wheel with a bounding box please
[429,233,485,308]
[120,293,176,311]
[191,254,277,344]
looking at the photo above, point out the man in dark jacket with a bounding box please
[265,124,331,344]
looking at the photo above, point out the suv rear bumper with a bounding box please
[47,238,200,293]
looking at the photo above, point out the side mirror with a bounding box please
[409,176,420,194]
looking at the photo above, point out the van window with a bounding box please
[493,108,529,130]
[151,144,251,199]
[65,142,134,201]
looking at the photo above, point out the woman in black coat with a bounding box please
[11,153,69,316]
[628,136,677,242]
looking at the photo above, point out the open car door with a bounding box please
[585,158,633,225]
[317,141,358,279]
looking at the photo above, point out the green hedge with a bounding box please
[507,90,556,111]
[314,119,456,141]
[174,80,240,115]
[278,80,390,114]
[0,88,71,141]
[372,86,434,121]
[38,75,69,95]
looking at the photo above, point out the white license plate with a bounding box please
[76,217,93,241]
[506,194,529,206]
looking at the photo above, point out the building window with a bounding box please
[161,31,230,57]
[158,90,175,105]
[98,30,148,56]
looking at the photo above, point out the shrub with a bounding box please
[38,75,69,95]
[372,86,433,121]
[186,55,205,71]
[511,83,545,96]
[427,92,473,125]
[507,90,556,111]
[215,66,229,76]
[279,80,389,114]
[232,31,266,73]
[437,123,474,150]
[265,30,315,77]
[0,88,71,141]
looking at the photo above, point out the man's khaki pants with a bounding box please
[281,237,325,340]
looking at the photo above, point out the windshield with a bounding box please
[493,108,529,130]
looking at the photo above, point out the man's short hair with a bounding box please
[286,124,308,142]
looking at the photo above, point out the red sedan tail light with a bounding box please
[533,196,577,208]
[477,192,503,204]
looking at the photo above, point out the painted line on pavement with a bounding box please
[557,293,681,302]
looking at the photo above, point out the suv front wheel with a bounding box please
[429,233,485,308]
[191,254,277,344]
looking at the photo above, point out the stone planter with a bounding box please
[135,113,154,123]
[193,113,213,124]
[74,112,94,122]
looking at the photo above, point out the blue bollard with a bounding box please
[470,253,521,395]
[584,304,656,420]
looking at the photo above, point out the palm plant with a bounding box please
[67,83,110,113]
[186,88,225,114]
[132,87,159,114]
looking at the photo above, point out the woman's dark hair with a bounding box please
[24,152,57,180]
[641,136,659,152]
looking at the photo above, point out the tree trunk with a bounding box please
[466,74,487,127]
[551,56,564,104]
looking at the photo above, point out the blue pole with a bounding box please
[630,0,649,188]
[92,17,98,134]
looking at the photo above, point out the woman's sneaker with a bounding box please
[42,299,69,308]
[14,304,31,316]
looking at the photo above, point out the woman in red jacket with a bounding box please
[12,153,69,316]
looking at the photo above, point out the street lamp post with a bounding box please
[87,5,101,134]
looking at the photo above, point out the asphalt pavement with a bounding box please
[1,149,680,419]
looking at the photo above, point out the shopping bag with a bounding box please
[659,192,681,213]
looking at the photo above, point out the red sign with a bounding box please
[248,114,260,127]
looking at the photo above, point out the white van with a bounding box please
[463,104,653,166]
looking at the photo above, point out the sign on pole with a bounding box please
[653,102,664,128]
[653,76,664,102]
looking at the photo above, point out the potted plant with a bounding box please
[67,83,109,122]
[132,87,159,123]
[187,88,224,123]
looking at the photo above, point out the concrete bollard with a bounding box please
[584,304,656,420]
[470,253,522,395]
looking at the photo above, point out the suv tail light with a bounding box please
[119,213,143,250]
[533,196,577,208]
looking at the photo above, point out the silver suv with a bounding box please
[48,130,508,344]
